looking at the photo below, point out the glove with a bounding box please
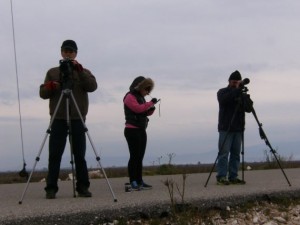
[148,106,156,112]
[151,98,158,104]
[44,81,58,90]
[74,63,83,72]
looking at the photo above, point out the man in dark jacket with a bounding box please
[40,40,97,199]
[216,70,252,185]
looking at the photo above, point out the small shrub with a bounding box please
[156,164,177,175]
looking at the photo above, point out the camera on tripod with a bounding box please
[59,58,74,89]
[239,78,250,93]
[59,58,74,76]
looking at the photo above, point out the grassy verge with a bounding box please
[1,160,300,184]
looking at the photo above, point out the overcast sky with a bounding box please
[1,0,300,172]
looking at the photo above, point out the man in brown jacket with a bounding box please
[40,40,97,199]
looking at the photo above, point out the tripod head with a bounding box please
[240,86,249,93]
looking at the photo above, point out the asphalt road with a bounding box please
[1,168,300,225]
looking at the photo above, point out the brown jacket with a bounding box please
[39,67,97,120]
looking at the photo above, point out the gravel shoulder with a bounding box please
[1,168,300,225]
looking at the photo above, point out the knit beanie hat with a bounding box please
[228,70,242,81]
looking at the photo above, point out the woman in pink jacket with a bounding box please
[123,76,158,191]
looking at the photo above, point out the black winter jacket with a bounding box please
[217,86,252,132]
[123,91,149,129]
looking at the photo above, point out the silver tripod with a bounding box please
[19,88,117,204]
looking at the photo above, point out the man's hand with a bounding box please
[44,81,59,90]
[72,60,83,72]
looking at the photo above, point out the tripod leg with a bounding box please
[241,132,245,181]
[86,132,117,202]
[269,149,291,186]
[205,129,232,187]
[70,92,117,202]
[65,97,76,197]
[251,108,291,186]
[19,92,66,204]
[68,134,76,197]
[19,132,49,204]
[204,156,218,187]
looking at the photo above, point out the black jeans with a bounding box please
[45,119,90,193]
[124,128,147,183]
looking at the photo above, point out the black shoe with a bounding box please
[139,181,152,190]
[77,188,92,197]
[217,177,230,185]
[46,190,56,199]
[229,178,246,185]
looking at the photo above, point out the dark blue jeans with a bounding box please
[124,128,147,183]
[216,131,242,180]
[45,119,90,193]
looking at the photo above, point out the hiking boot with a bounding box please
[229,178,246,185]
[139,181,152,190]
[217,177,230,185]
[77,188,92,197]
[130,181,141,191]
[46,190,56,199]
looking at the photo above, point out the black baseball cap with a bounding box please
[61,40,78,52]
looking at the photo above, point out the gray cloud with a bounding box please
[1,0,300,171]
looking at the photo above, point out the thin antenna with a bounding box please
[10,0,27,175]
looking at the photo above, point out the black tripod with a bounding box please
[204,87,291,187]
[19,74,117,204]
